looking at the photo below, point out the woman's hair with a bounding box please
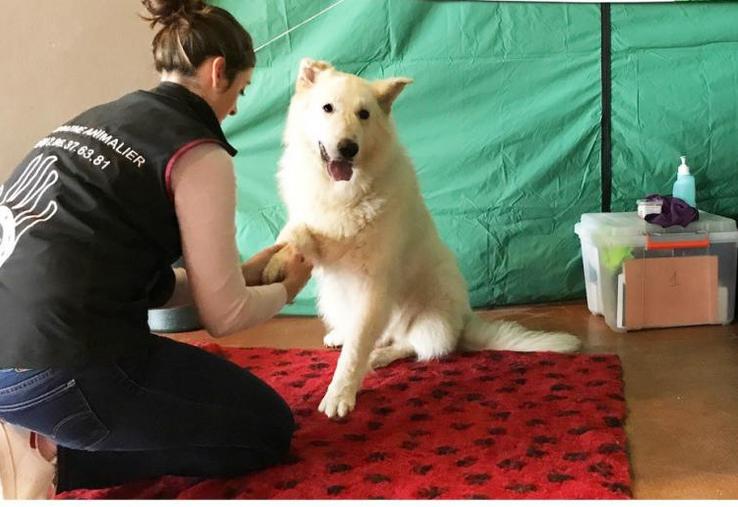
[141,0,255,83]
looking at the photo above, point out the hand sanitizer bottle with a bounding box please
[672,155,696,208]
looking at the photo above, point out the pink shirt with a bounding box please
[165,142,286,336]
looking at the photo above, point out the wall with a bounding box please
[0,0,158,180]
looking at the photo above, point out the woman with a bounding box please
[0,0,311,498]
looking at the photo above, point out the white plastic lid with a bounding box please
[574,211,737,246]
[678,155,690,176]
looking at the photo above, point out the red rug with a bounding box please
[57,345,631,499]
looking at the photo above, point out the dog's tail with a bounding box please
[459,313,580,353]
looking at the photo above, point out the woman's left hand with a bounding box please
[241,243,285,286]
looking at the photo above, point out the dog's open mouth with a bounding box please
[319,142,353,182]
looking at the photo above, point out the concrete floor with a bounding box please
[169,300,738,499]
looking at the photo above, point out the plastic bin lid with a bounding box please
[574,211,737,240]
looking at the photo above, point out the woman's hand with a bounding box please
[279,245,313,303]
[241,244,285,286]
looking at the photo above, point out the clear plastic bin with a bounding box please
[575,211,738,332]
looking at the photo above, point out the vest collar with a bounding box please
[149,82,237,156]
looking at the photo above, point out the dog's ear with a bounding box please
[373,77,413,113]
[297,58,333,91]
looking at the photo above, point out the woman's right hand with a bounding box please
[279,245,313,303]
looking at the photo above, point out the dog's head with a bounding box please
[285,58,412,184]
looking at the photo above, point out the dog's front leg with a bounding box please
[318,284,390,418]
[277,222,320,259]
[262,222,318,284]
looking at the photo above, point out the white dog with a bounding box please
[264,59,580,419]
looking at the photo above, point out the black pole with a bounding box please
[600,3,612,213]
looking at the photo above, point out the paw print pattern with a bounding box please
[64,347,630,500]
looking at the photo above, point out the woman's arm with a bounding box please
[169,143,287,337]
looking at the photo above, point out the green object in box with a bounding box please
[602,246,634,273]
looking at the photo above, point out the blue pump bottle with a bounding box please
[672,155,696,208]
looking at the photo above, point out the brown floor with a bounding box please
[168,300,738,499]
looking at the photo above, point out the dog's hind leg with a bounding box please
[368,312,407,367]
[365,315,457,370]
[369,343,415,369]
[406,312,461,361]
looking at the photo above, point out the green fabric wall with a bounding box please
[610,4,738,217]
[214,0,738,315]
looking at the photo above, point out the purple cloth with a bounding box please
[644,194,699,227]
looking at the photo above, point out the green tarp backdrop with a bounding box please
[214,0,738,315]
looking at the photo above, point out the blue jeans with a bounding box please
[0,336,294,492]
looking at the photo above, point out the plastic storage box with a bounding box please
[575,211,738,332]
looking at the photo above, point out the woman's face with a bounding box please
[213,68,253,122]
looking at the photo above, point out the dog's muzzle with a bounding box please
[318,141,354,182]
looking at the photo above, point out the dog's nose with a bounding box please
[337,139,359,159]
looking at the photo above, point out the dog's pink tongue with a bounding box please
[327,160,353,181]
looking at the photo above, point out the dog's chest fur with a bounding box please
[303,192,389,268]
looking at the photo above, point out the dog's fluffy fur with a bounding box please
[264,59,580,418]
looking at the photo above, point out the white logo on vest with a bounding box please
[0,155,59,268]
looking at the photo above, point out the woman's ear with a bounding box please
[210,56,229,91]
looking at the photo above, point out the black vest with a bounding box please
[0,83,236,368]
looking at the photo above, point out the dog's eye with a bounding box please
[358,109,370,120]
[323,103,334,113]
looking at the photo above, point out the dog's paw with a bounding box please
[369,347,394,369]
[369,345,414,369]
[323,330,344,348]
[262,249,289,284]
[375,334,394,348]
[318,387,356,419]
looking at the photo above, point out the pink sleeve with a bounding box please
[168,143,287,337]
